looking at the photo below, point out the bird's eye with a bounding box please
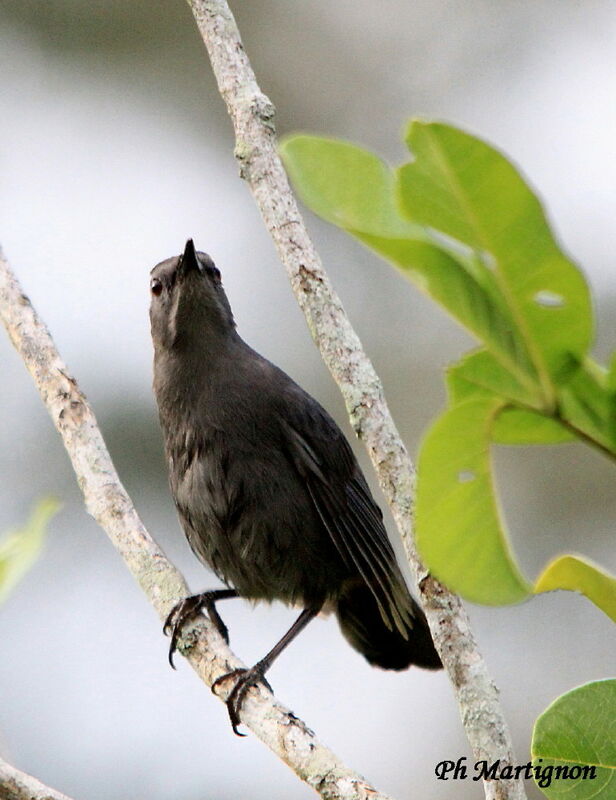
[203,264,221,282]
[150,278,163,296]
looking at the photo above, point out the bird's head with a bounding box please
[149,239,235,351]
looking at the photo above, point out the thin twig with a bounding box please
[186,2,527,799]
[0,756,75,800]
[0,248,393,800]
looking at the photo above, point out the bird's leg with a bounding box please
[164,588,238,668]
[212,605,321,736]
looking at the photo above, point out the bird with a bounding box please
[150,239,441,734]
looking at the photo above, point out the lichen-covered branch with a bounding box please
[0,756,75,800]
[0,248,393,800]
[186,2,526,798]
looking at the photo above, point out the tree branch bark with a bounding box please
[186,2,526,799]
[0,756,75,800]
[0,248,393,800]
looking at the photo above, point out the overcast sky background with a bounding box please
[1,2,615,799]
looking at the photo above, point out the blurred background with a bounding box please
[1,1,615,798]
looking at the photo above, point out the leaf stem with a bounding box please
[553,411,616,464]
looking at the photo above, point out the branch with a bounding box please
[186,3,527,799]
[0,756,75,800]
[0,248,394,800]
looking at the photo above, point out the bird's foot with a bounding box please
[164,591,232,669]
[211,664,273,736]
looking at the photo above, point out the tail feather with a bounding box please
[336,579,442,671]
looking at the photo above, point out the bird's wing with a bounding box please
[279,408,415,637]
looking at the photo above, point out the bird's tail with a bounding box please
[335,579,442,671]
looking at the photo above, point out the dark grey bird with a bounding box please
[150,239,441,734]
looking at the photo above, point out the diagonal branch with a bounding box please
[0,248,393,800]
[186,2,527,799]
[0,756,75,800]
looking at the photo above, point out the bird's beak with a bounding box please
[179,239,201,276]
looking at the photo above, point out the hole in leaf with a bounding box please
[457,470,476,483]
[534,290,565,308]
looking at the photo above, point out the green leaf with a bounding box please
[448,349,540,407]
[280,135,536,387]
[531,680,616,799]
[492,409,574,445]
[280,135,422,238]
[357,234,537,388]
[0,497,60,605]
[608,352,616,446]
[535,554,616,623]
[447,350,573,444]
[607,352,616,393]
[398,121,593,392]
[558,359,616,454]
[415,398,531,604]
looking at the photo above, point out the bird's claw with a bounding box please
[211,666,273,736]
[163,594,230,669]
[163,599,194,669]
